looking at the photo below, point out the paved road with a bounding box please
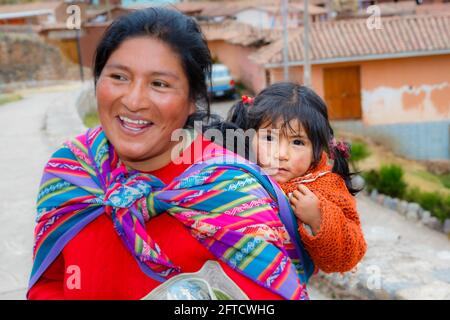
[0,83,84,299]
[309,194,450,300]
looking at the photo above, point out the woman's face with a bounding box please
[96,36,195,171]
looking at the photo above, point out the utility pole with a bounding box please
[106,0,112,22]
[303,0,311,87]
[75,29,84,82]
[281,0,289,81]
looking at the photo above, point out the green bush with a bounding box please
[367,166,450,222]
[443,196,450,221]
[405,188,450,222]
[376,164,407,198]
[362,169,379,193]
[362,164,407,198]
[349,142,371,172]
[417,192,443,212]
[404,187,421,203]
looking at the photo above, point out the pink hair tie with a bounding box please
[329,138,350,160]
[241,95,254,105]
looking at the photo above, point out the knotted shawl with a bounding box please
[29,127,314,300]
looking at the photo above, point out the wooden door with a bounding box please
[323,66,362,120]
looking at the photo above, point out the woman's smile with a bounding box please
[116,115,154,135]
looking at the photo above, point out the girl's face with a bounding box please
[96,36,195,171]
[252,119,314,184]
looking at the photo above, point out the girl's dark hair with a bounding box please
[93,7,212,127]
[226,82,361,195]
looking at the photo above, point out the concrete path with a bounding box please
[309,195,450,300]
[0,82,85,299]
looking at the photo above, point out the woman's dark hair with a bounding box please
[226,82,361,195]
[93,7,212,127]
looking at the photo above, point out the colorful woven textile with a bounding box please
[29,127,314,300]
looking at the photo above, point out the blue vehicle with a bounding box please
[207,64,236,99]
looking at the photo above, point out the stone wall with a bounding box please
[0,32,90,85]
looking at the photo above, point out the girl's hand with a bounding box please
[289,184,322,235]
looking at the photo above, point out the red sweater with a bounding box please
[280,155,367,274]
[28,135,282,300]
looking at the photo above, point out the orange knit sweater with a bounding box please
[280,154,367,273]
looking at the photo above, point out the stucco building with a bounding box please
[205,12,450,160]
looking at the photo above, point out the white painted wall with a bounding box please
[235,9,270,29]
[235,8,298,29]
[362,82,450,126]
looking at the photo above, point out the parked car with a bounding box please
[207,64,236,99]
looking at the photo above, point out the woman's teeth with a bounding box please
[119,115,151,125]
[119,115,152,132]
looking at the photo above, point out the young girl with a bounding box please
[226,82,367,273]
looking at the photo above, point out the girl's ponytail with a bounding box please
[227,98,252,130]
[222,98,253,158]
[205,97,253,158]
[329,138,362,196]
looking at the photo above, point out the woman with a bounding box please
[28,7,314,300]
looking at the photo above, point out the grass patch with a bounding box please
[410,169,446,188]
[349,138,450,196]
[364,166,450,222]
[404,187,450,223]
[83,111,100,128]
[335,130,450,196]
[0,93,22,106]
[439,174,450,189]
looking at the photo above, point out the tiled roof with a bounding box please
[290,3,328,16]
[0,1,61,15]
[416,3,450,15]
[258,3,327,16]
[338,2,450,19]
[371,1,417,16]
[173,0,266,17]
[250,13,450,66]
[173,0,327,18]
[200,20,281,47]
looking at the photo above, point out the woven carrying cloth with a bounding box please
[29,127,314,300]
